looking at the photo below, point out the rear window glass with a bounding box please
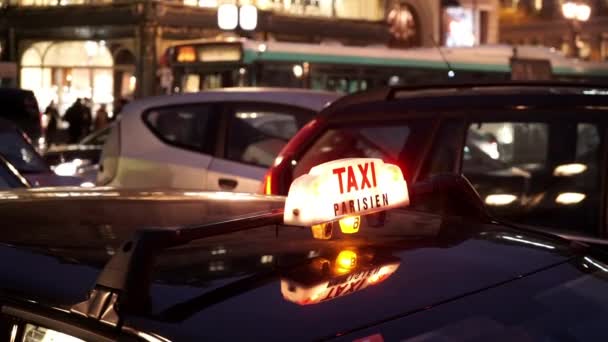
[463,121,602,235]
[144,104,213,152]
[292,122,430,181]
[0,130,48,173]
[226,106,313,168]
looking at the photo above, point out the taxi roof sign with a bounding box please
[284,158,409,226]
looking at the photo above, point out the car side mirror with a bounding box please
[409,174,491,221]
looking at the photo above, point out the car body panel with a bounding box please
[336,260,608,341]
[111,155,212,189]
[0,190,605,340]
[206,157,267,192]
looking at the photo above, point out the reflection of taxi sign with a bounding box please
[284,158,409,226]
[280,250,400,306]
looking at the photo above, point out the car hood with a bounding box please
[125,215,589,341]
[0,196,598,341]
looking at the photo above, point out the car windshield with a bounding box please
[0,130,49,173]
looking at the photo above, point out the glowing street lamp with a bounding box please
[217,3,258,32]
[561,1,591,58]
[562,1,591,21]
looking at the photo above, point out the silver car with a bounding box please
[97,88,339,192]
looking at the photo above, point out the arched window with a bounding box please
[20,41,113,115]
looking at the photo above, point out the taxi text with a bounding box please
[332,161,389,216]
[320,267,381,302]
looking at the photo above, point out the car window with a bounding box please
[80,127,110,146]
[0,131,48,173]
[0,310,130,342]
[144,104,214,153]
[226,105,313,168]
[292,122,432,181]
[462,121,602,235]
[22,323,84,342]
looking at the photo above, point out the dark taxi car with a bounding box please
[42,126,111,182]
[0,156,29,189]
[0,88,41,143]
[0,118,83,187]
[43,126,110,167]
[263,83,608,241]
[1,157,608,341]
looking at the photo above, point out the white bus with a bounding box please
[164,38,608,94]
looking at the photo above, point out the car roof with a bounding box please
[321,82,608,120]
[0,117,18,131]
[0,188,603,340]
[122,87,340,115]
[0,87,35,98]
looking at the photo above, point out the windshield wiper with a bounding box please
[70,209,284,327]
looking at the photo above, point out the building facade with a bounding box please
[499,0,608,61]
[0,0,498,114]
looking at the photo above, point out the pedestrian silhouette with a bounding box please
[64,99,85,144]
[95,104,109,131]
[82,98,93,137]
[44,100,60,146]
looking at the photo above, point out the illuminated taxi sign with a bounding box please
[284,158,409,226]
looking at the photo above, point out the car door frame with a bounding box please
[415,114,469,183]
[462,108,608,239]
[135,102,223,189]
[207,101,316,192]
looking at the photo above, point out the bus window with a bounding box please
[202,73,223,89]
[260,63,304,88]
[183,74,200,93]
[181,71,237,92]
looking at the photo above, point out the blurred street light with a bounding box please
[562,1,591,21]
[561,1,591,58]
[217,3,258,31]
[218,4,239,30]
